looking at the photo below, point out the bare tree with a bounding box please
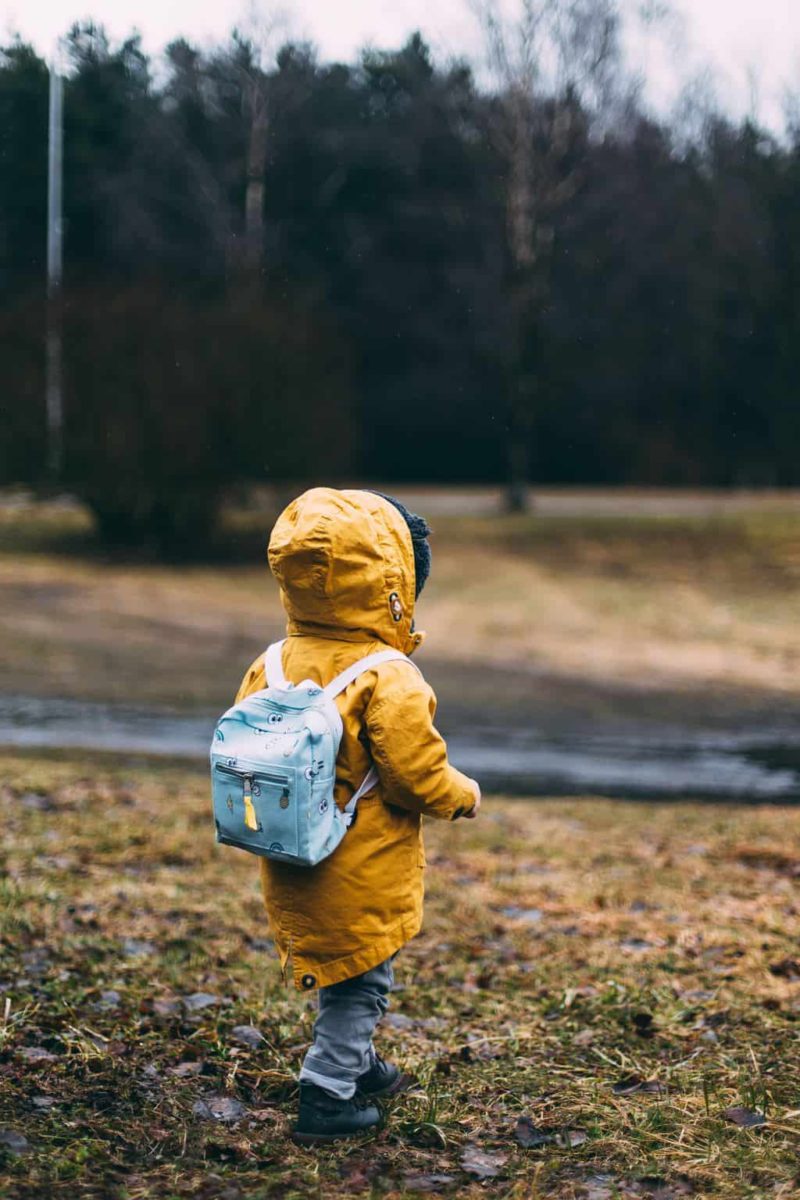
[670,68,719,152]
[230,6,289,275]
[472,0,626,511]
[242,66,269,271]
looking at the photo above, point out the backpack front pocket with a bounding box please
[212,762,298,858]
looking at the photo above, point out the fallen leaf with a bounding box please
[620,938,654,952]
[170,1061,204,1077]
[580,1177,615,1200]
[501,907,543,923]
[579,1173,694,1200]
[249,1107,282,1122]
[193,1096,248,1123]
[82,1030,111,1052]
[383,1012,415,1030]
[20,792,54,811]
[339,1159,379,1188]
[95,989,122,1010]
[152,997,182,1017]
[20,949,51,975]
[680,989,715,1002]
[141,1063,161,1081]
[402,1173,456,1192]
[612,1075,644,1095]
[460,1145,507,1180]
[612,1076,663,1097]
[0,1130,29,1155]
[183,992,222,1012]
[230,1024,265,1049]
[458,1039,502,1063]
[121,938,155,958]
[17,1047,58,1063]
[512,1115,586,1151]
[514,1117,553,1148]
[723,1106,766,1128]
[558,1128,588,1148]
[637,1174,695,1198]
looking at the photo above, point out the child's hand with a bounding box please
[464,779,481,819]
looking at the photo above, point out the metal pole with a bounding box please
[46,60,64,483]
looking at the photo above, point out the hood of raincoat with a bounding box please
[268,487,424,656]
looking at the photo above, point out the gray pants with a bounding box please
[299,957,394,1100]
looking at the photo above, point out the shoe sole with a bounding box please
[291,1126,378,1146]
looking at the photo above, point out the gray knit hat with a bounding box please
[370,492,431,599]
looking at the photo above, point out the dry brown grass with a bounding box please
[0,494,799,708]
[2,751,800,1198]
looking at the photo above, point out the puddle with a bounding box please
[446,726,800,800]
[0,693,797,802]
[0,695,212,759]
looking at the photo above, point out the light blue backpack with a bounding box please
[210,640,414,866]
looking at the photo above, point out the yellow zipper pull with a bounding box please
[243,775,259,831]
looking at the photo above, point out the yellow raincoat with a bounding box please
[235,487,477,990]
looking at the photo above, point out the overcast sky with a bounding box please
[4,0,799,132]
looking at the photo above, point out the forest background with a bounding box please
[3,5,800,547]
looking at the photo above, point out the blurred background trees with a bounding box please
[1,13,799,547]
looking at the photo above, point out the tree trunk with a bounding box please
[244,76,268,273]
[506,435,530,512]
[503,90,537,514]
[504,372,534,514]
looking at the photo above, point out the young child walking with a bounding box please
[234,487,481,1143]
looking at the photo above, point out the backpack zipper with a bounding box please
[215,763,289,786]
[215,764,289,832]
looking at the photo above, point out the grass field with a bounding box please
[1,490,799,709]
[2,491,799,1196]
[2,751,800,1198]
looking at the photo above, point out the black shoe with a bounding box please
[357,1053,412,1098]
[292,1083,381,1145]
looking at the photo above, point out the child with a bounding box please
[234,487,481,1144]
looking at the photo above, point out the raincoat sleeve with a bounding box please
[365,670,478,821]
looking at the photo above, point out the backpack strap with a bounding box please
[264,641,419,826]
[264,639,288,688]
[323,648,413,701]
[325,648,420,826]
[344,766,380,823]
